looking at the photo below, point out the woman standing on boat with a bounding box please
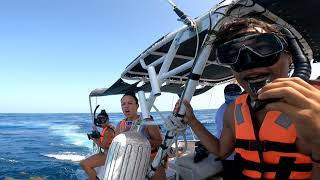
[115,91,166,180]
[80,110,115,180]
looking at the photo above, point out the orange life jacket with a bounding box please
[234,94,312,180]
[119,119,159,158]
[100,125,115,144]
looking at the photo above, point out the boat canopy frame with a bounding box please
[117,0,320,120]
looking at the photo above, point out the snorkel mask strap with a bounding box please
[280,27,311,80]
[93,105,100,127]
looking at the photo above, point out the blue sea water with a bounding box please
[0,109,217,180]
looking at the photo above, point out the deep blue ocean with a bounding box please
[0,109,217,180]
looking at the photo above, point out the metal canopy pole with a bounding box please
[147,34,215,178]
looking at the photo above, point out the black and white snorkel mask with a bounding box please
[94,110,109,127]
[97,114,108,123]
[215,33,287,72]
[215,28,311,112]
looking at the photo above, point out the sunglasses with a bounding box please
[215,33,286,72]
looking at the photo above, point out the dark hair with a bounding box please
[214,18,280,46]
[224,83,242,94]
[98,109,109,119]
[121,91,139,104]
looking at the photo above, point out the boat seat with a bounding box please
[174,153,223,180]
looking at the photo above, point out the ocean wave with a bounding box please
[42,152,86,162]
[4,175,48,180]
[0,157,18,163]
[49,124,80,131]
[49,142,66,147]
[200,120,216,124]
[48,124,92,149]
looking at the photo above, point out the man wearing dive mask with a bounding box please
[178,18,320,179]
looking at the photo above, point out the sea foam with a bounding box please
[42,152,86,162]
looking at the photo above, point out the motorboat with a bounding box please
[88,0,320,179]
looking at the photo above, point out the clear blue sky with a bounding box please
[0,0,222,113]
[1,0,319,113]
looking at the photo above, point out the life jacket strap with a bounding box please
[236,154,312,172]
[235,139,298,153]
[275,157,295,180]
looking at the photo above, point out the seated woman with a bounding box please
[80,110,115,180]
[115,91,166,180]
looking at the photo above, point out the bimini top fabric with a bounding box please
[122,0,319,82]
[89,78,212,97]
[92,0,320,97]
[242,0,320,62]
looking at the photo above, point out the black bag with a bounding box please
[193,141,209,163]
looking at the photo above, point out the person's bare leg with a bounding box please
[80,153,106,180]
[151,165,166,180]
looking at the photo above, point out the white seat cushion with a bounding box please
[175,153,222,180]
